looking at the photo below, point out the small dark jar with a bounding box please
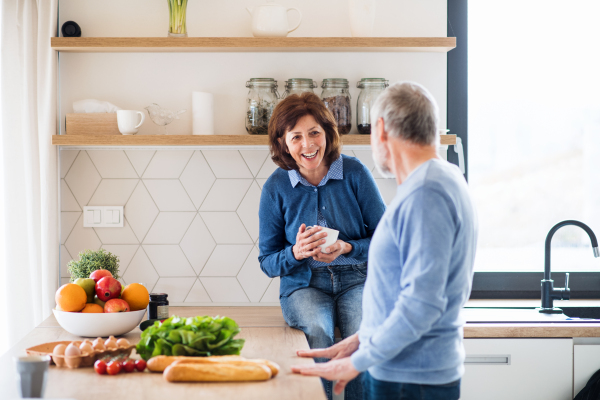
[147,293,169,320]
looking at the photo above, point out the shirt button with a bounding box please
[314,189,317,192]
[322,206,325,210]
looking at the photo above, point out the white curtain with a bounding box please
[0,0,58,353]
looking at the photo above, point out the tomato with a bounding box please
[123,359,135,373]
[134,359,146,372]
[106,360,121,375]
[94,360,107,375]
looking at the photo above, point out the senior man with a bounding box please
[292,81,478,400]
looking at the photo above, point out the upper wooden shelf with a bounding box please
[50,37,456,53]
[52,134,457,146]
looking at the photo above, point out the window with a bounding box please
[449,1,600,297]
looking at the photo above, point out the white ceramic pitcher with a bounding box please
[246,0,302,37]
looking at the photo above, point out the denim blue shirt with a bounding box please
[351,159,478,385]
[288,156,361,268]
[258,154,386,297]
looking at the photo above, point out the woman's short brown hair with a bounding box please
[268,92,341,171]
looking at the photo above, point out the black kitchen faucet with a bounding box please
[539,220,600,313]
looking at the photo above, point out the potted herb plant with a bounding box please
[67,248,120,282]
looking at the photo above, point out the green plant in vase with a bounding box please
[168,0,188,37]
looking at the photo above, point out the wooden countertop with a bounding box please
[36,305,600,338]
[0,308,324,400]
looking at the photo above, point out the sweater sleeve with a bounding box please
[345,163,387,260]
[351,188,455,371]
[258,183,307,277]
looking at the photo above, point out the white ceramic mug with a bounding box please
[117,110,145,135]
[307,226,339,254]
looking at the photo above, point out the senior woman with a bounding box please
[258,92,386,400]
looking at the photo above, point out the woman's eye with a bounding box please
[311,131,320,135]
[293,135,301,140]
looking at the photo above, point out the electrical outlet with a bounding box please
[82,206,124,227]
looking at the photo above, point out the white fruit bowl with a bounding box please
[52,309,146,337]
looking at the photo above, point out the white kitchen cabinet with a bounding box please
[574,340,600,398]
[461,338,573,400]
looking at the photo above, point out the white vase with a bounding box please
[348,0,376,37]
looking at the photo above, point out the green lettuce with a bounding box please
[136,315,245,361]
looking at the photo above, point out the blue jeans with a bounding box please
[280,263,367,400]
[363,371,460,400]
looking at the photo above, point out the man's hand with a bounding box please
[296,333,360,360]
[291,357,360,395]
[311,240,352,264]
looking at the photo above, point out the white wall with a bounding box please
[58,0,448,135]
[58,0,448,305]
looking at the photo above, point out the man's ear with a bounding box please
[374,117,388,144]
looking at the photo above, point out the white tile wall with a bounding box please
[60,148,392,305]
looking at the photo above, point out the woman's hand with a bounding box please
[292,224,328,260]
[312,240,352,264]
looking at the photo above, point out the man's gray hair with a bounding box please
[370,81,439,146]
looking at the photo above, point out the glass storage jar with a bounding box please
[282,78,317,98]
[321,78,352,135]
[356,78,389,135]
[246,78,280,135]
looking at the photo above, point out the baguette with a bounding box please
[164,363,272,382]
[174,358,280,377]
[147,355,244,372]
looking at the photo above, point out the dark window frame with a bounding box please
[446,0,600,299]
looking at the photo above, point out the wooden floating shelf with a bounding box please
[51,37,456,53]
[52,134,456,146]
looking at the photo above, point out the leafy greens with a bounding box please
[136,315,245,361]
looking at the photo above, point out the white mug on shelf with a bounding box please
[117,110,145,135]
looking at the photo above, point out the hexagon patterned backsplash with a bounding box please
[60,149,396,305]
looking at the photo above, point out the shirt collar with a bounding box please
[288,155,344,188]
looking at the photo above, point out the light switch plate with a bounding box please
[82,206,124,228]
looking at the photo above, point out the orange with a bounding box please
[81,303,104,313]
[121,283,149,311]
[55,283,87,312]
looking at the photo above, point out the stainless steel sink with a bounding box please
[463,307,600,323]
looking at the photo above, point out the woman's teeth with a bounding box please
[302,150,318,159]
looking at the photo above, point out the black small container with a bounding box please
[147,293,169,320]
[61,21,81,37]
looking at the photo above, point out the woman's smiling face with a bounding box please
[285,114,327,175]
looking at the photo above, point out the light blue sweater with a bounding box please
[351,159,478,385]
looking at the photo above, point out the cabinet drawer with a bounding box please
[462,339,573,400]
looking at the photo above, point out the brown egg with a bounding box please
[104,336,118,350]
[116,338,130,348]
[52,343,66,356]
[92,338,105,351]
[65,343,81,357]
[79,341,93,355]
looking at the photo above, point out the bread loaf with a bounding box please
[164,362,272,382]
[147,355,244,372]
[175,358,280,377]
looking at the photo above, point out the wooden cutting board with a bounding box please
[66,113,120,135]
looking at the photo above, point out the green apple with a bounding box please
[93,296,106,309]
[74,278,96,303]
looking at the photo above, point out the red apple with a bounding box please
[90,269,113,283]
[95,277,122,301]
[104,298,130,313]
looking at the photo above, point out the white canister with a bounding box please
[192,92,214,135]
